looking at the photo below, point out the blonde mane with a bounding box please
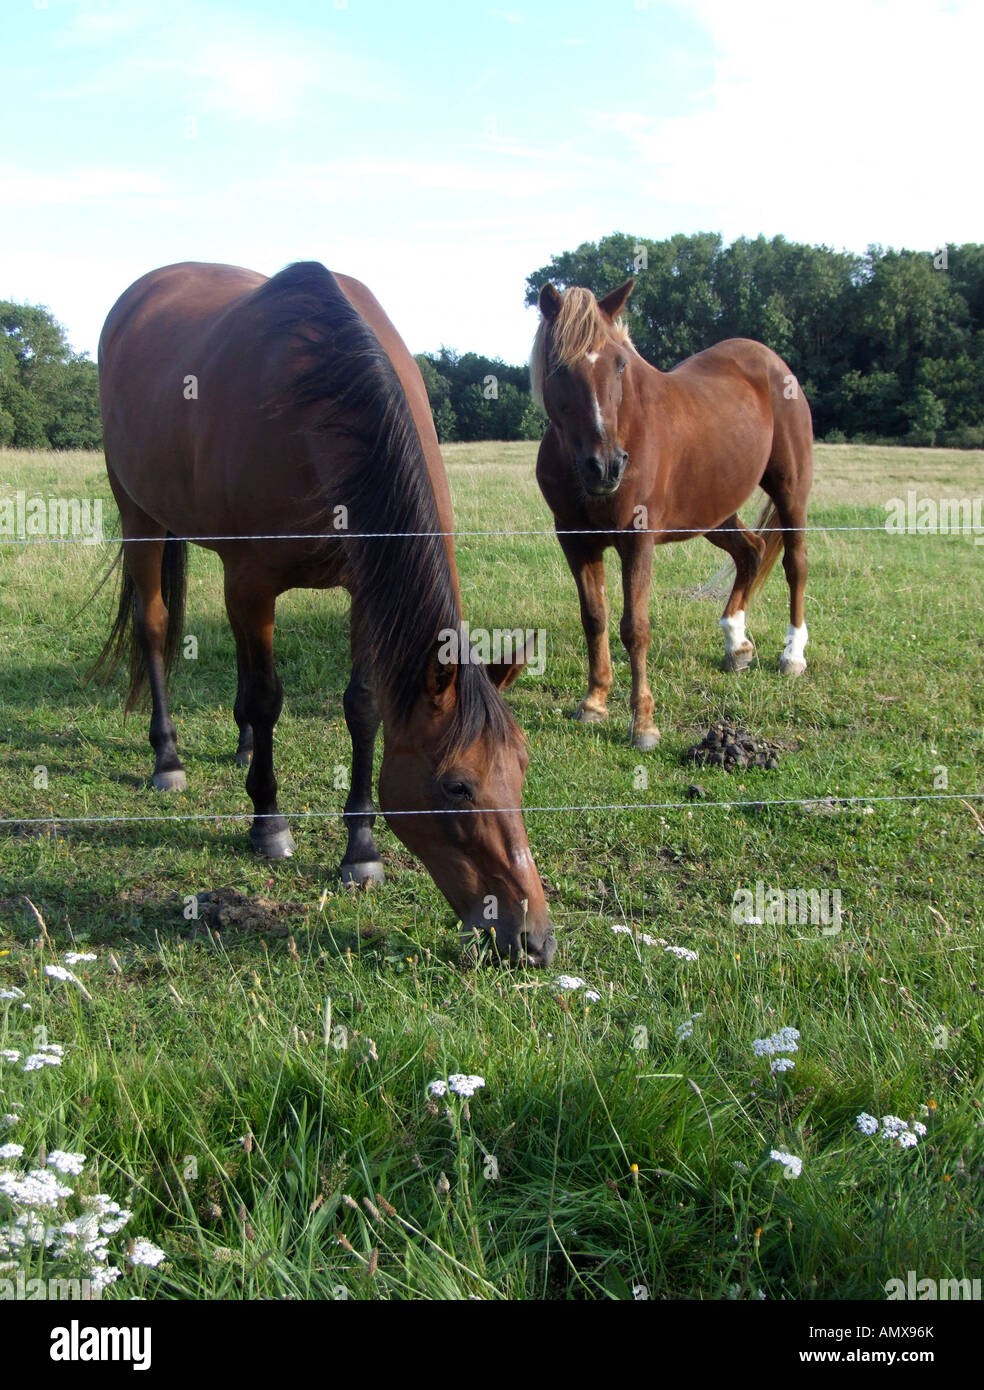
[529,287,633,408]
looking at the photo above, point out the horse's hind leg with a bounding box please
[762,430,813,676]
[224,570,294,858]
[339,602,384,886]
[706,515,766,672]
[122,532,187,791]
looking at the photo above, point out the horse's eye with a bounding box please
[442,779,474,802]
[616,358,627,376]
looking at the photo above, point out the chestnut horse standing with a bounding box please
[531,279,814,751]
[95,260,555,966]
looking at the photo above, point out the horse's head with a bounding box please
[378,642,556,967]
[532,278,636,498]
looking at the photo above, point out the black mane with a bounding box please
[253,261,515,762]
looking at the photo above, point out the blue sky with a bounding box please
[2,0,980,364]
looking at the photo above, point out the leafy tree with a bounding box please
[0,301,102,449]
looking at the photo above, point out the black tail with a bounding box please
[88,535,188,712]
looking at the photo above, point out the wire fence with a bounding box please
[5,523,984,543]
[2,790,982,830]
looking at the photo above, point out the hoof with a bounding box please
[631,728,661,752]
[235,750,252,767]
[249,825,296,858]
[723,643,756,673]
[573,704,608,725]
[780,657,807,677]
[151,768,186,791]
[340,860,385,886]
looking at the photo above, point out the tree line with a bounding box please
[524,233,984,447]
[4,234,983,449]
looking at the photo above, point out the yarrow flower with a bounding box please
[63,953,96,966]
[44,965,80,984]
[22,1052,63,1072]
[769,1149,803,1178]
[752,1026,800,1058]
[0,1143,25,1160]
[584,991,601,1003]
[0,988,26,1001]
[447,1074,486,1098]
[555,975,587,991]
[676,1013,703,1041]
[610,924,665,948]
[1,1050,21,1064]
[426,1080,448,1098]
[770,1057,795,1074]
[0,1167,72,1208]
[127,1238,166,1269]
[855,1112,925,1148]
[664,945,698,961]
[47,1151,86,1176]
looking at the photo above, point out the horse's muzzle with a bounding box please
[460,911,557,968]
[579,449,628,496]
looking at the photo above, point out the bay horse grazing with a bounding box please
[531,278,814,751]
[95,260,556,966]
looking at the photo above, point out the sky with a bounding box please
[1,0,981,365]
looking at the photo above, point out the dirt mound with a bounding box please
[194,886,300,935]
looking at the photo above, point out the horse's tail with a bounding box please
[746,501,784,603]
[88,535,187,712]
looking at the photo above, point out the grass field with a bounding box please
[1,441,982,1300]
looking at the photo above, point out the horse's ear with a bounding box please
[486,633,538,690]
[539,283,563,322]
[424,640,459,713]
[598,278,635,320]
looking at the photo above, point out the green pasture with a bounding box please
[0,442,981,1299]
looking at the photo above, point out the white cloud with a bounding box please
[595,0,983,249]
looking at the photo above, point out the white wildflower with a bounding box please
[912,1122,927,1137]
[1,1050,21,1064]
[447,1074,486,1098]
[664,945,698,962]
[44,965,79,983]
[555,975,587,991]
[128,1238,166,1268]
[881,1115,908,1134]
[856,1113,879,1136]
[0,1115,18,1129]
[0,1143,25,1159]
[584,991,601,1003]
[64,953,96,965]
[770,1057,795,1074]
[37,1043,64,1056]
[0,1167,72,1207]
[896,1130,919,1150]
[768,1149,803,1177]
[753,1026,800,1057]
[22,1052,62,1071]
[47,1150,86,1176]
[89,1264,122,1293]
[426,1080,448,1098]
[0,988,26,1001]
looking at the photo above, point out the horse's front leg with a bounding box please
[224,576,294,858]
[558,534,613,724]
[617,532,660,751]
[339,604,384,885]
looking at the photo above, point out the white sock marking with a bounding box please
[783,623,808,663]
[719,610,747,654]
